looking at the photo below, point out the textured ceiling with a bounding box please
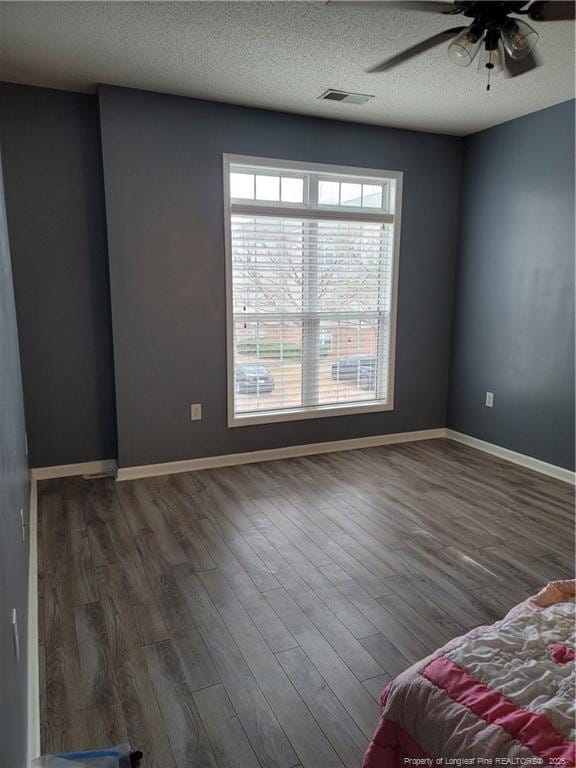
[0,1,574,135]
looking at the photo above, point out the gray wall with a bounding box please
[99,85,463,468]
[0,84,116,468]
[0,149,29,767]
[449,99,575,470]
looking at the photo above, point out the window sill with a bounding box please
[228,399,394,427]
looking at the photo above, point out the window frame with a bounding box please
[223,154,403,427]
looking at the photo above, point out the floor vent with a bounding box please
[318,89,374,105]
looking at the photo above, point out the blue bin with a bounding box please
[32,743,142,767]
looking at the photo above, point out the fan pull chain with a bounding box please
[486,49,494,92]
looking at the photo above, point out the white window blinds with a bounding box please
[224,157,402,425]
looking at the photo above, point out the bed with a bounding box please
[363,580,575,768]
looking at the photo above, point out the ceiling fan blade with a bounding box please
[325,1,458,12]
[503,48,542,76]
[368,1,459,12]
[366,26,466,72]
[527,1,576,21]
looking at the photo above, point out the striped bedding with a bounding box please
[363,580,575,768]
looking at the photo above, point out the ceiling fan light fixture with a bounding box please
[447,25,483,67]
[501,18,539,60]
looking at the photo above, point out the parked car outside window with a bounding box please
[331,355,376,390]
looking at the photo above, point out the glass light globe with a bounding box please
[448,26,483,67]
[501,18,539,60]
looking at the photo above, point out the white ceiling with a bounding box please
[0,1,574,135]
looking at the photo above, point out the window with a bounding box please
[224,155,402,426]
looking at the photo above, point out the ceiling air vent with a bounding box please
[318,89,374,105]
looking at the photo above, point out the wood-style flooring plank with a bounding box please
[359,633,412,679]
[95,556,177,767]
[174,563,298,768]
[245,513,337,594]
[74,601,127,747]
[362,674,391,703]
[264,588,380,739]
[42,552,91,753]
[276,647,369,768]
[314,585,379,640]
[199,569,344,768]
[319,566,429,663]
[67,525,98,607]
[144,639,219,768]
[134,529,220,691]
[377,593,464,652]
[290,588,385,680]
[194,685,262,768]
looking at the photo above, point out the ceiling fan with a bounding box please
[329,1,575,87]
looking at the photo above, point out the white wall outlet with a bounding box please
[190,403,202,421]
[12,608,20,662]
[20,508,26,542]
[485,391,494,408]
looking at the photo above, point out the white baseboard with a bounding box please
[27,477,40,766]
[116,428,447,481]
[446,430,575,485]
[33,430,573,485]
[30,459,117,481]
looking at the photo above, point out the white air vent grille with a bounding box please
[318,89,374,105]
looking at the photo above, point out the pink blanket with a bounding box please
[363,580,576,768]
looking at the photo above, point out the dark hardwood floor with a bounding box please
[38,438,575,768]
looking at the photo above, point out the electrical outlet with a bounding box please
[12,609,20,662]
[190,403,202,421]
[485,391,494,408]
[20,508,26,543]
